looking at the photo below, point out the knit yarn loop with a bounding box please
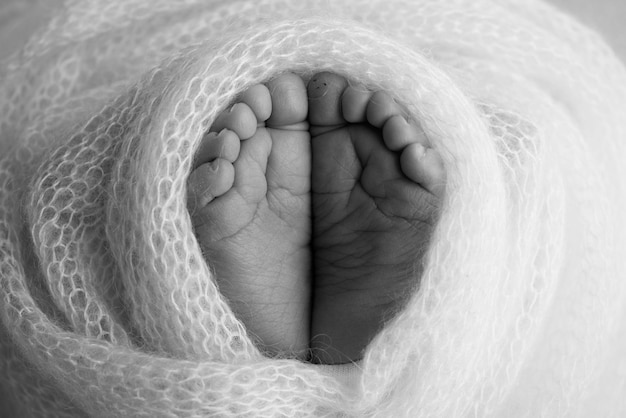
[1,0,625,416]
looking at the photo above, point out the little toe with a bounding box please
[192,129,240,169]
[210,102,257,140]
[400,143,446,197]
[382,115,428,152]
[239,84,272,123]
[266,72,308,128]
[341,85,372,123]
[188,158,235,215]
[307,72,348,127]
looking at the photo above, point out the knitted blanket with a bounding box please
[1,0,626,416]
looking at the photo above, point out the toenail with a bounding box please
[413,143,427,158]
[308,80,329,98]
[208,160,219,172]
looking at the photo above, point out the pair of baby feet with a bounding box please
[187,72,445,364]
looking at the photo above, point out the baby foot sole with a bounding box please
[308,72,446,364]
[188,73,312,359]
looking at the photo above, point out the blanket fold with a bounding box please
[1,0,625,416]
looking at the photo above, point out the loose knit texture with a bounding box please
[1,0,626,416]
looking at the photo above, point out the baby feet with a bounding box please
[308,72,445,364]
[188,73,311,359]
[188,71,445,364]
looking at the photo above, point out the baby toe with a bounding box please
[210,102,257,140]
[193,129,240,169]
[400,143,446,197]
[239,84,272,123]
[188,158,235,214]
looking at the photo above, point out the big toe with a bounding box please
[307,72,348,129]
[188,158,235,223]
[266,72,308,128]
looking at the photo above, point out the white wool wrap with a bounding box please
[1,0,626,416]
